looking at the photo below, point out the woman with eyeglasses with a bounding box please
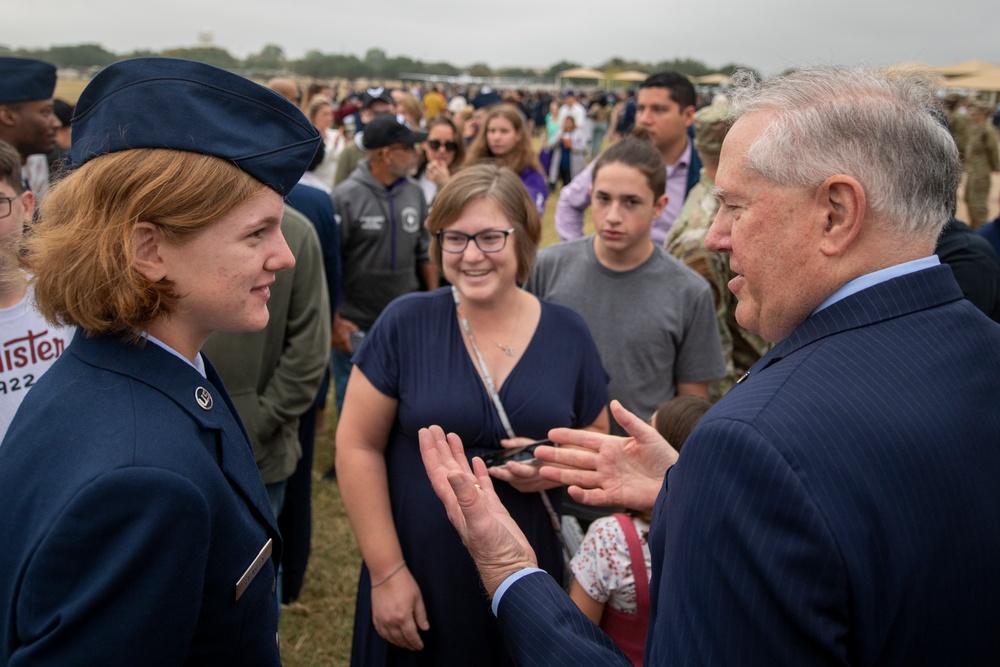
[415,115,465,206]
[337,164,609,666]
[464,104,549,215]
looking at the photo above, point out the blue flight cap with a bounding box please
[70,58,321,196]
[0,57,57,104]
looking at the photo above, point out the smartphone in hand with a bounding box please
[480,440,554,467]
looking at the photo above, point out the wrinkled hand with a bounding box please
[331,313,359,354]
[425,159,451,187]
[371,566,429,651]
[419,426,537,597]
[488,437,562,493]
[537,400,677,512]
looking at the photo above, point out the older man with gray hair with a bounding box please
[420,67,1000,666]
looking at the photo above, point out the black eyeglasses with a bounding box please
[427,139,458,152]
[437,228,515,253]
[0,196,19,220]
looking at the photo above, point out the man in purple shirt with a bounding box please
[555,72,702,247]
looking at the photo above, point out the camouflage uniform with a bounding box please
[664,102,769,402]
[944,95,971,165]
[964,103,1000,228]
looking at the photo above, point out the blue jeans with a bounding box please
[332,348,353,414]
[333,328,367,414]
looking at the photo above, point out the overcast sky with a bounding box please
[6,0,998,75]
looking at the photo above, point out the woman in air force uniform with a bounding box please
[0,58,320,665]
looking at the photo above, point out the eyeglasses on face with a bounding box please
[427,139,458,152]
[0,196,21,220]
[437,228,515,253]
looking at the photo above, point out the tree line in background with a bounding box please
[0,42,760,82]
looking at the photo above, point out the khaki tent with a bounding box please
[606,70,648,86]
[694,73,732,86]
[946,70,1000,104]
[931,60,1000,78]
[556,67,605,89]
[947,71,1000,93]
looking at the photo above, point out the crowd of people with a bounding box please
[1,53,999,666]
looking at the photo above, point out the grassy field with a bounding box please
[53,77,89,104]
[277,412,358,666]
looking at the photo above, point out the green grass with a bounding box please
[277,408,358,666]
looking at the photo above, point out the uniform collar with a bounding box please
[68,333,279,536]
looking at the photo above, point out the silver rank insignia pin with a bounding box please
[195,386,213,410]
[735,371,750,385]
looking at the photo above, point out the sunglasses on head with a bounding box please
[427,139,458,152]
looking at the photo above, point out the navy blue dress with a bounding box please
[349,288,608,666]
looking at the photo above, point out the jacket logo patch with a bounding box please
[400,207,420,233]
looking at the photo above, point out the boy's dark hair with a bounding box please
[592,136,666,198]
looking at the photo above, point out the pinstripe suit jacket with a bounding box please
[498,265,1000,666]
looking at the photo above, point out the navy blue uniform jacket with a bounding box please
[496,265,1000,666]
[0,334,282,665]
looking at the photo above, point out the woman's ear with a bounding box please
[130,222,168,282]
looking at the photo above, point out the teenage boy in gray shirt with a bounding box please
[527,138,724,436]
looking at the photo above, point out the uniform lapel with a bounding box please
[70,334,279,536]
[203,357,280,536]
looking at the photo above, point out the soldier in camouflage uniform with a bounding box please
[943,93,971,165]
[964,101,1000,228]
[664,100,769,401]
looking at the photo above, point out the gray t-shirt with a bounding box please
[526,236,725,433]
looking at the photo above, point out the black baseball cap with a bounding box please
[362,115,428,149]
[361,86,395,109]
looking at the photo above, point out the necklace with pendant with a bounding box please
[494,295,523,357]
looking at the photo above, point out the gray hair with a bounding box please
[727,67,959,241]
